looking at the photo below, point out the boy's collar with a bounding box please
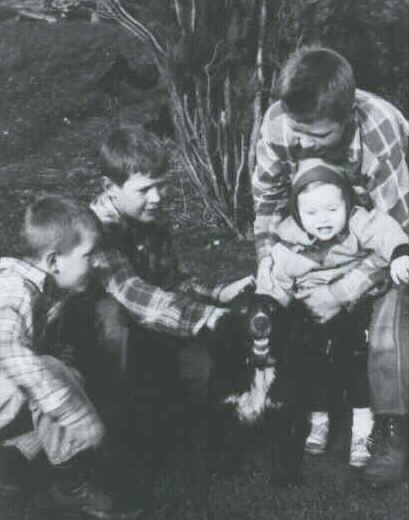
[91,192,125,227]
[0,257,52,294]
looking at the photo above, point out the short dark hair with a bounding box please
[99,126,168,186]
[279,46,355,123]
[21,195,101,261]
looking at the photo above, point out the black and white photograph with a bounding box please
[0,1,407,519]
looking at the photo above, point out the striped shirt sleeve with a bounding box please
[252,106,293,261]
[97,248,218,337]
[0,287,78,424]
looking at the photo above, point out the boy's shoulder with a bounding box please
[0,258,39,307]
[260,100,287,145]
[355,89,408,134]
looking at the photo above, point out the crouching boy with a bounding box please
[58,127,253,506]
[0,196,140,519]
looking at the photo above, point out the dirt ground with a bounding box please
[0,19,408,520]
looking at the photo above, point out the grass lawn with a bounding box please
[0,19,407,520]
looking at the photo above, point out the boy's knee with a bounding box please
[178,343,213,401]
[369,287,407,354]
[95,296,129,355]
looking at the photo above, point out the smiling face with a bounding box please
[52,229,98,292]
[286,116,346,152]
[110,173,167,223]
[297,183,347,241]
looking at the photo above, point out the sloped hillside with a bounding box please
[0,20,166,163]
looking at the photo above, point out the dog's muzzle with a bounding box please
[250,338,276,369]
[249,310,272,361]
[250,311,272,337]
[253,337,269,357]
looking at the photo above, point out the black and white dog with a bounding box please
[205,292,310,486]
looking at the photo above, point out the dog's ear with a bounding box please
[253,293,279,315]
[266,298,279,316]
[229,289,254,316]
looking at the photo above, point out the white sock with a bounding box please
[310,411,329,426]
[352,407,374,439]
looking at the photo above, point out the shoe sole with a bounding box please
[81,506,145,520]
[305,447,327,455]
[349,461,369,469]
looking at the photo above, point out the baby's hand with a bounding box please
[390,255,409,285]
[256,256,273,295]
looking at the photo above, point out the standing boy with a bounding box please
[0,196,141,519]
[252,46,409,486]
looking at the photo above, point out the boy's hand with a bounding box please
[256,256,273,295]
[390,256,409,285]
[218,275,255,304]
[295,286,343,324]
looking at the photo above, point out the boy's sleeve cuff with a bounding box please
[192,305,219,335]
[211,284,225,302]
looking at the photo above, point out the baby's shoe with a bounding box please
[349,407,374,468]
[305,411,329,455]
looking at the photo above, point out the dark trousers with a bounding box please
[56,292,213,444]
[300,302,371,413]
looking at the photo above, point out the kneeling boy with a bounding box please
[0,196,141,519]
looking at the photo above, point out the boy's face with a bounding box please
[111,173,167,222]
[52,230,98,292]
[286,116,346,152]
[298,183,347,241]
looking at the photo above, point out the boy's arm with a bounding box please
[0,300,86,427]
[252,106,292,263]
[362,96,409,233]
[97,248,223,337]
[329,208,408,306]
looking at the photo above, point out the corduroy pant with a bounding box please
[368,286,408,415]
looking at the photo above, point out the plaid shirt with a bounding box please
[252,89,409,262]
[269,207,408,307]
[0,258,86,428]
[91,193,222,337]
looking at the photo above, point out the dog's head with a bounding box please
[231,292,283,368]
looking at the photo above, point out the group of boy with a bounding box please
[0,45,407,519]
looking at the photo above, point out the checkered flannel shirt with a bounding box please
[91,194,222,337]
[0,258,86,427]
[253,89,409,260]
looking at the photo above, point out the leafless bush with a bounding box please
[97,0,291,237]
[97,0,407,236]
